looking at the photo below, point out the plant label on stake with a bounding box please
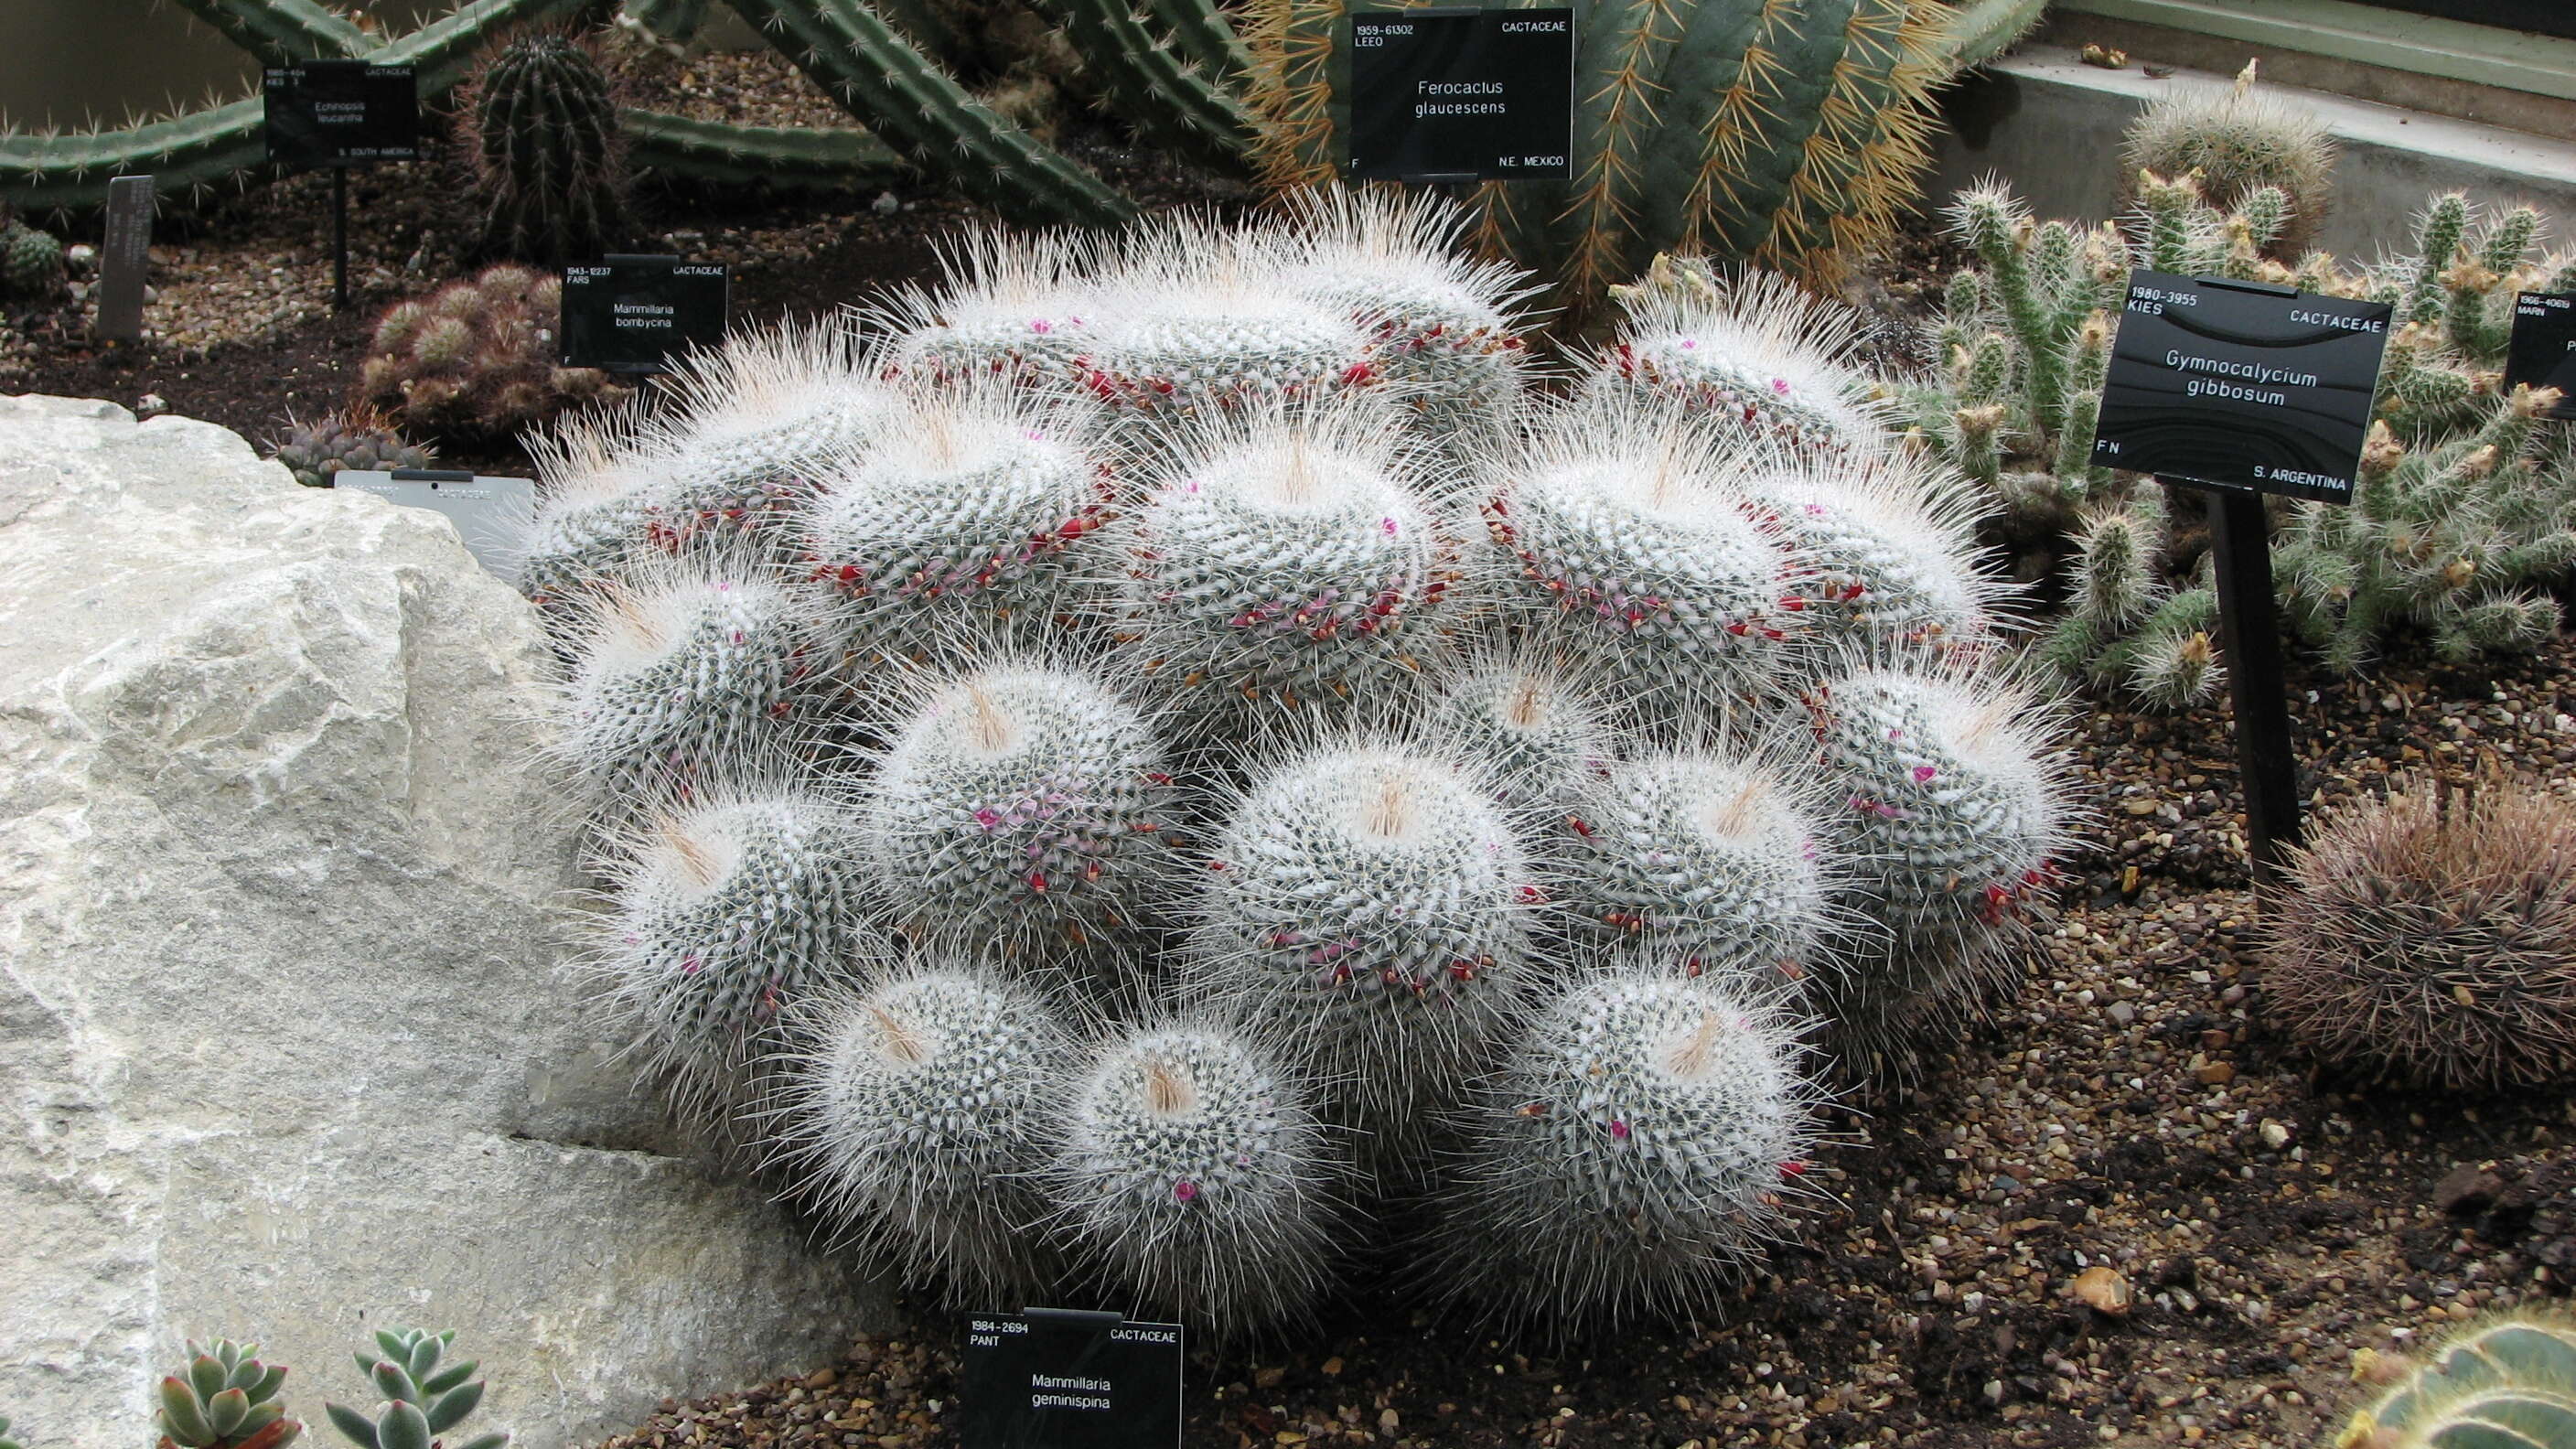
[263,59,419,309]
[1345,7,1573,183]
[331,468,536,589]
[2089,269,2393,884]
[95,175,154,347]
[961,1308,1183,1448]
[559,256,730,375]
[2504,292,2576,420]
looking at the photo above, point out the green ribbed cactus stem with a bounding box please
[779,963,1073,1304]
[1422,649,1613,811]
[2335,1311,2576,1449]
[1430,969,1818,1331]
[322,1328,508,1449]
[619,0,710,52]
[1034,0,1256,173]
[464,30,628,265]
[1591,262,1888,459]
[156,1340,299,1449]
[169,0,370,67]
[1043,1020,1344,1339]
[621,112,905,188]
[860,660,1179,962]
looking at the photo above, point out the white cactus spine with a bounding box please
[1421,649,1615,812]
[1592,266,1890,459]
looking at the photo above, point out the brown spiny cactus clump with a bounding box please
[359,264,625,441]
[2266,772,2576,1091]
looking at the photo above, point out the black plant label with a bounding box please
[961,1311,1183,1449]
[2505,293,2576,420]
[1345,7,1574,182]
[263,60,419,167]
[2092,269,2393,504]
[559,261,729,374]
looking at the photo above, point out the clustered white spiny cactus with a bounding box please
[516,189,2074,1343]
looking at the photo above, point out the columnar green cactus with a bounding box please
[1432,969,1816,1330]
[796,375,1111,659]
[1594,260,1888,460]
[1043,1019,1343,1339]
[859,660,1179,961]
[2123,62,2334,255]
[322,1330,507,1449]
[464,31,628,264]
[1111,397,1468,735]
[1421,649,1612,811]
[1182,739,1541,1134]
[360,265,623,440]
[780,963,1072,1303]
[156,1340,300,1449]
[265,404,433,488]
[588,782,868,1117]
[1560,749,1838,995]
[0,221,64,297]
[2335,1311,2576,1449]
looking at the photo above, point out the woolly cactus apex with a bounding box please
[1043,1019,1343,1339]
[776,961,1074,1304]
[1798,658,2077,1060]
[859,659,1180,963]
[1183,738,1544,1132]
[797,376,1113,660]
[547,556,836,800]
[520,397,681,606]
[874,225,1116,385]
[586,780,869,1124]
[2120,63,2334,254]
[1071,241,1384,424]
[2267,774,2576,1091]
[2335,1310,2576,1449]
[1561,748,1843,997]
[1422,648,1614,812]
[1592,262,1891,460]
[1111,396,1469,735]
[1746,447,2002,660]
[1480,394,1810,724]
[1264,186,1538,451]
[641,320,898,551]
[1430,969,1819,1332]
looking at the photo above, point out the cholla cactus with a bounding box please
[1265,187,1536,452]
[585,781,868,1121]
[1480,392,1808,724]
[1421,648,1613,812]
[1560,748,1841,995]
[322,1329,506,1449]
[778,963,1074,1303]
[156,1341,299,1449]
[1430,970,1818,1331]
[1798,659,2076,1062]
[1042,1019,1343,1339]
[1594,260,1889,460]
[545,556,835,799]
[2335,1310,2576,1449]
[2039,493,2224,710]
[859,660,1180,962]
[361,265,623,439]
[797,376,1114,661]
[2122,60,2334,255]
[265,404,434,488]
[1182,740,1543,1132]
[1111,396,1468,736]
[2353,194,2558,433]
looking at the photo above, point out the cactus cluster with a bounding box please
[462,30,628,264]
[0,220,64,298]
[264,404,434,488]
[2123,60,2334,255]
[512,195,2074,1341]
[361,265,623,440]
[156,1341,299,1449]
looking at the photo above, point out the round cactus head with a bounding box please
[1183,737,1543,1134]
[1743,445,2002,661]
[1042,1018,1344,1339]
[1421,647,1615,812]
[860,657,1181,964]
[1112,395,1467,737]
[777,961,1074,1303]
[2123,70,2335,251]
[639,319,897,548]
[875,225,1117,384]
[1591,263,1889,458]
[546,553,836,800]
[1431,969,1820,1331]
[797,374,1114,662]
[1480,392,1811,723]
[586,779,869,1127]
[520,395,685,605]
[1562,745,1845,996]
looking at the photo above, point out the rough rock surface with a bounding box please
[0,396,884,1449]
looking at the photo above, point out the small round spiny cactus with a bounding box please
[1479,394,1810,724]
[777,961,1075,1304]
[1073,231,1384,424]
[2267,774,2576,1092]
[363,265,622,438]
[2123,62,2334,254]
[641,321,897,553]
[2336,1309,2576,1449]
[1747,448,2000,660]
[1182,738,1544,1132]
[1111,396,1469,736]
[1042,1018,1344,1340]
[797,376,1114,661]
[0,220,67,298]
[875,226,1115,385]
[587,781,869,1122]
[1421,649,1615,812]
[1560,746,1842,996]
[1431,969,1819,1332]
[547,556,836,799]
[1593,261,1889,458]
[859,659,1181,963]
[521,398,682,606]
[265,403,434,488]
